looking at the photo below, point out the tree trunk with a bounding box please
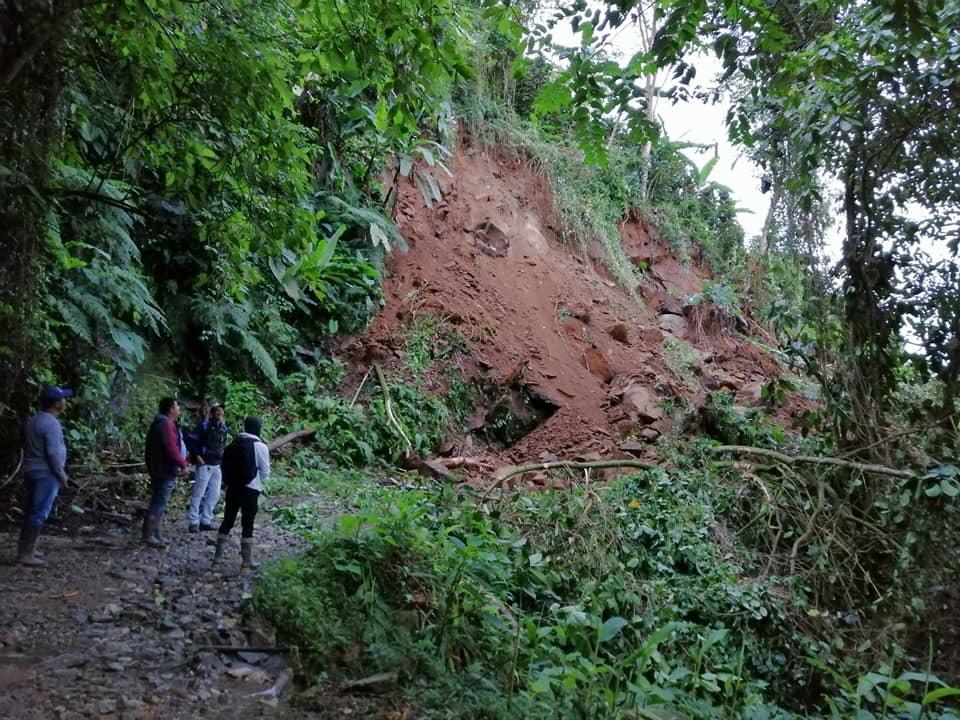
[0,1,74,465]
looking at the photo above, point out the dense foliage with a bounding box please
[256,441,960,718]
[0,0,467,457]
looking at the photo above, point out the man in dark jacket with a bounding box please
[17,385,73,566]
[143,397,189,547]
[186,403,228,532]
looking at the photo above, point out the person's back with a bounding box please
[213,416,270,571]
[145,412,183,479]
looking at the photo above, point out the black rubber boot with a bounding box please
[141,515,167,548]
[212,533,229,565]
[154,515,171,546]
[17,524,44,567]
[240,538,259,570]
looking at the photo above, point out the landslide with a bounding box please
[346,136,802,467]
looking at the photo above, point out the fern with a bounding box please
[240,332,279,386]
[315,192,409,253]
[48,297,94,343]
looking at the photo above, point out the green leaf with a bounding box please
[923,687,960,705]
[598,616,629,642]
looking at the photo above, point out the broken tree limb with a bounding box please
[349,368,372,407]
[708,445,915,479]
[482,458,657,503]
[437,456,495,471]
[494,458,657,483]
[373,363,413,457]
[0,449,23,489]
[248,671,291,700]
[267,429,317,452]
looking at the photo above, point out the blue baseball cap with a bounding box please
[40,385,74,405]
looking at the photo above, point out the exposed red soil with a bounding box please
[344,136,809,473]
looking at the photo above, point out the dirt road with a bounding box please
[0,516,314,720]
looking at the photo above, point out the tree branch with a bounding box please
[708,445,914,478]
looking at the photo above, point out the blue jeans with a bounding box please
[147,475,176,518]
[187,464,222,525]
[23,470,62,528]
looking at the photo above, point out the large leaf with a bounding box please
[599,616,629,643]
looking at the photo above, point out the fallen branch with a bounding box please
[494,458,656,483]
[790,481,827,575]
[74,475,141,490]
[199,645,287,653]
[248,671,290,700]
[709,445,915,479]
[349,368,372,407]
[373,363,413,457]
[267,429,317,452]
[438,456,495,471]
[0,449,23,490]
[483,458,657,503]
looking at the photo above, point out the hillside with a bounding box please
[348,136,802,469]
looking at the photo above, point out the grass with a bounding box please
[462,106,646,297]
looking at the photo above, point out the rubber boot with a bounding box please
[154,515,171,546]
[212,533,229,565]
[17,524,45,567]
[240,538,259,571]
[141,515,167,548]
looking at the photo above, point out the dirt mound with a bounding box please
[353,136,804,466]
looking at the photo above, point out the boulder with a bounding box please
[738,380,765,405]
[639,327,664,344]
[607,323,631,345]
[659,298,684,315]
[639,427,661,442]
[475,221,510,257]
[622,384,663,423]
[583,346,614,383]
[658,313,688,336]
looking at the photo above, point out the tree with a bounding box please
[533,0,960,440]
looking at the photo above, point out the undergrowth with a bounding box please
[252,440,960,719]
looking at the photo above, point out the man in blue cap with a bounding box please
[17,385,73,567]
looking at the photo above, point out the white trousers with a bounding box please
[187,464,222,526]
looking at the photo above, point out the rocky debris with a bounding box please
[0,508,326,719]
[659,298,685,316]
[474,221,510,257]
[607,323,631,345]
[608,377,665,427]
[623,385,663,424]
[738,380,765,405]
[639,427,661,442]
[583,346,615,383]
[363,143,811,468]
[658,313,688,336]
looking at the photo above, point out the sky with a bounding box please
[541,10,866,258]
[653,55,768,240]
[545,18,771,240]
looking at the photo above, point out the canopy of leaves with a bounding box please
[0,0,469,400]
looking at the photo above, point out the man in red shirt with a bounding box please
[143,397,189,547]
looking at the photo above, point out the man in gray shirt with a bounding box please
[18,385,72,566]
